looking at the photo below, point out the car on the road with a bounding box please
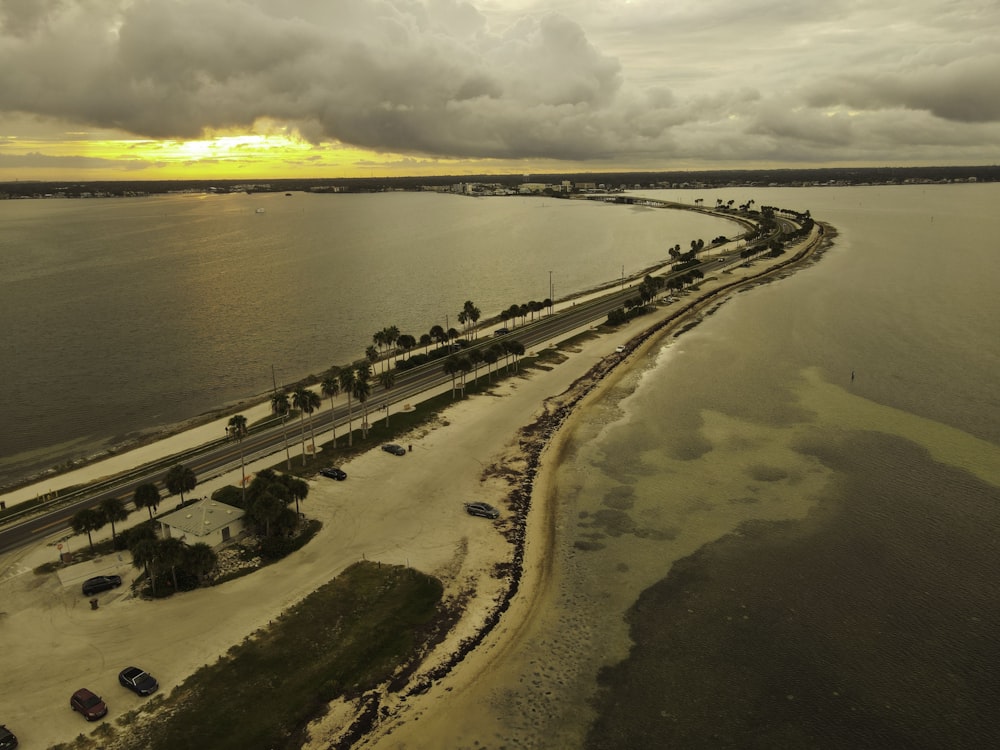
[464,501,500,519]
[70,688,108,721]
[319,467,347,480]
[615,345,626,353]
[81,575,122,596]
[0,724,17,749]
[382,443,406,456]
[118,666,158,696]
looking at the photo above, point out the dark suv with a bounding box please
[464,502,500,519]
[0,724,17,749]
[81,575,122,596]
[70,688,108,721]
[381,443,406,456]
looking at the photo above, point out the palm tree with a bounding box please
[429,324,446,346]
[248,491,286,537]
[271,390,292,471]
[227,413,249,504]
[366,344,380,373]
[131,537,160,597]
[443,357,460,398]
[397,333,416,359]
[463,301,481,338]
[483,346,499,382]
[467,348,484,386]
[372,329,387,363]
[292,387,320,465]
[385,325,400,361]
[184,542,218,586]
[339,368,357,447]
[353,367,372,438]
[508,340,526,371]
[133,482,160,519]
[70,507,104,552]
[278,473,310,518]
[303,389,321,455]
[99,497,129,547]
[457,356,472,396]
[419,333,432,354]
[158,537,187,592]
[321,374,340,448]
[165,464,197,506]
[379,369,395,426]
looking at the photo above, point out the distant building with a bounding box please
[158,499,245,548]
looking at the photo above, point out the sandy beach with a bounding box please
[0,226,825,749]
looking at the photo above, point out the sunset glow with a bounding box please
[2,0,997,182]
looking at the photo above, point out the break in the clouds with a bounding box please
[1,0,999,168]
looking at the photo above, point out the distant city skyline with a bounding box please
[2,1,998,181]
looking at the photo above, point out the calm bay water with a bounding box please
[463,184,1000,748]
[0,191,731,487]
[4,184,999,746]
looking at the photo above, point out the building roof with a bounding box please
[159,500,245,538]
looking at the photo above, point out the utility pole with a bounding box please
[549,270,553,315]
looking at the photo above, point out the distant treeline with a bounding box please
[2,164,998,199]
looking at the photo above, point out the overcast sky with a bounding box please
[2,0,998,180]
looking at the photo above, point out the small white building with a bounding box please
[159,499,245,548]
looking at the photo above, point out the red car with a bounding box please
[70,688,107,721]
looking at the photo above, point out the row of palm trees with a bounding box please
[266,359,398,470]
[70,464,198,551]
[441,338,526,397]
[363,298,544,378]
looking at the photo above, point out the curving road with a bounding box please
[0,203,794,556]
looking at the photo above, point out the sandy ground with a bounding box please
[0,230,824,749]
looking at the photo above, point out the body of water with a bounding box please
[0,191,731,487]
[444,183,1000,748]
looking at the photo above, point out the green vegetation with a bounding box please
[99,562,449,750]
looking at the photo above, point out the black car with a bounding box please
[382,443,406,456]
[118,666,158,696]
[464,502,500,519]
[319,467,347,480]
[0,724,17,750]
[81,575,122,596]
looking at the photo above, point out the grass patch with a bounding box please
[110,561,448,750]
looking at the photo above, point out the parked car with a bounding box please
[118,666,158,696]
[0,724,17,749]
[319,467,347,480]
[464,501,500,519]
[70,688,108,721]
[81,575,122,596]
[381,443,406,456]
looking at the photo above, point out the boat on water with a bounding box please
[255,208,265,214]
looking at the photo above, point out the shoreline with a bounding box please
[315,222,832,747]
[0,221,709,503]
[0,221,829,750]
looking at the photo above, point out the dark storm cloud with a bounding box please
[1,0,999,166]
[807,55,1000,123]
[0,0,640,159]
